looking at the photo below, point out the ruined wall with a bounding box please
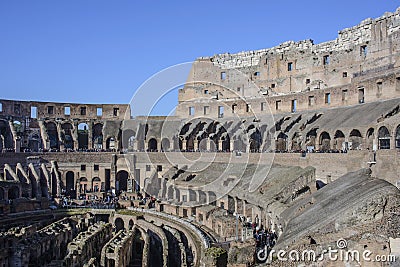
[176,8,400,118]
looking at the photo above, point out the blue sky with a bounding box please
[0,1,398,115]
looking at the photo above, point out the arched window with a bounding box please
[78,123,89,150]
[161,138,170,152]
[92,123,103,149]
[148,138,157,152]
[319,132,331,151]
[396,125,400,149]
[116,170,129,194]
[275,132,287,152]
[378,126,390,149]
[334,130,345,151]
[349,129,362,150]
[46,122,59,150]
[62,123,74,149]
[366,128,375,150]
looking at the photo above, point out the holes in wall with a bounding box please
[325,93,331,104]
[221,72,226,80]
[342,72,348,78]
[323,55,330,65]
[287,62,293,71]
[377,81,383,96]
[358,88,365,103]
[47,106,54,115]
[342,89,348,102]
[204,89,209,94]
[291,99,297,113]
[189,107,194,116]
[360,45,368,57]
[246,104,251,113]
[261,102,266,111]
[308,96,315,106]
[254,71,260,77]
[80,107,87,115]
[113,108,119,116]
[96,107,102,116]
[271,83,276,89]
[306,79,310,84]
[231,104,237,113]
[275,100,281,111]
[65,106,71,116]
[31,106,37,119]
[0,103,2,112]
[218,106,224,118]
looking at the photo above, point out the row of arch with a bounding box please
[276,125,400,152]
[64,170,131,198]
[123,125,400,153]
[0,186,21,200]
[45,122,117,150]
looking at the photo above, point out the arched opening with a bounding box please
[396,125,400,149]
[92,177,101,192]
[233,138,246,152]
[186,136,195,151]
[249,128,262,152]
[161,138,170,152]
[92,123,103,150]
[28,133,41,152]
[51,171,58,197]
[122,129,135,151]
[0,120,13,151]
[198,137,207,151]
[46,122,59,150]
[13,120,22,134]
[349,129,362,150]
[306,129,317,150]
[334,130,345,151]
[61,123,74,150]
[221,135,230,152]
[8,186,20,200]
[106,137,116,150]
[319,132,331,151]
[366,128,375,150]
[275,132,287,152]
[291,132,302,151]
[13,121,23,152]
[66,171,75,198]
[128,219,134,230]
[147,138,157,152]
[78,123,89,150]
[115,217,125,232]
[133,229,144,265]
[116,170,129,195]
[378,126,390,149]
[79,177,88,195]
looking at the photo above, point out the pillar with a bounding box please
[56,122,64,151]
[193,140,198,151]
[182,140,187,151]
